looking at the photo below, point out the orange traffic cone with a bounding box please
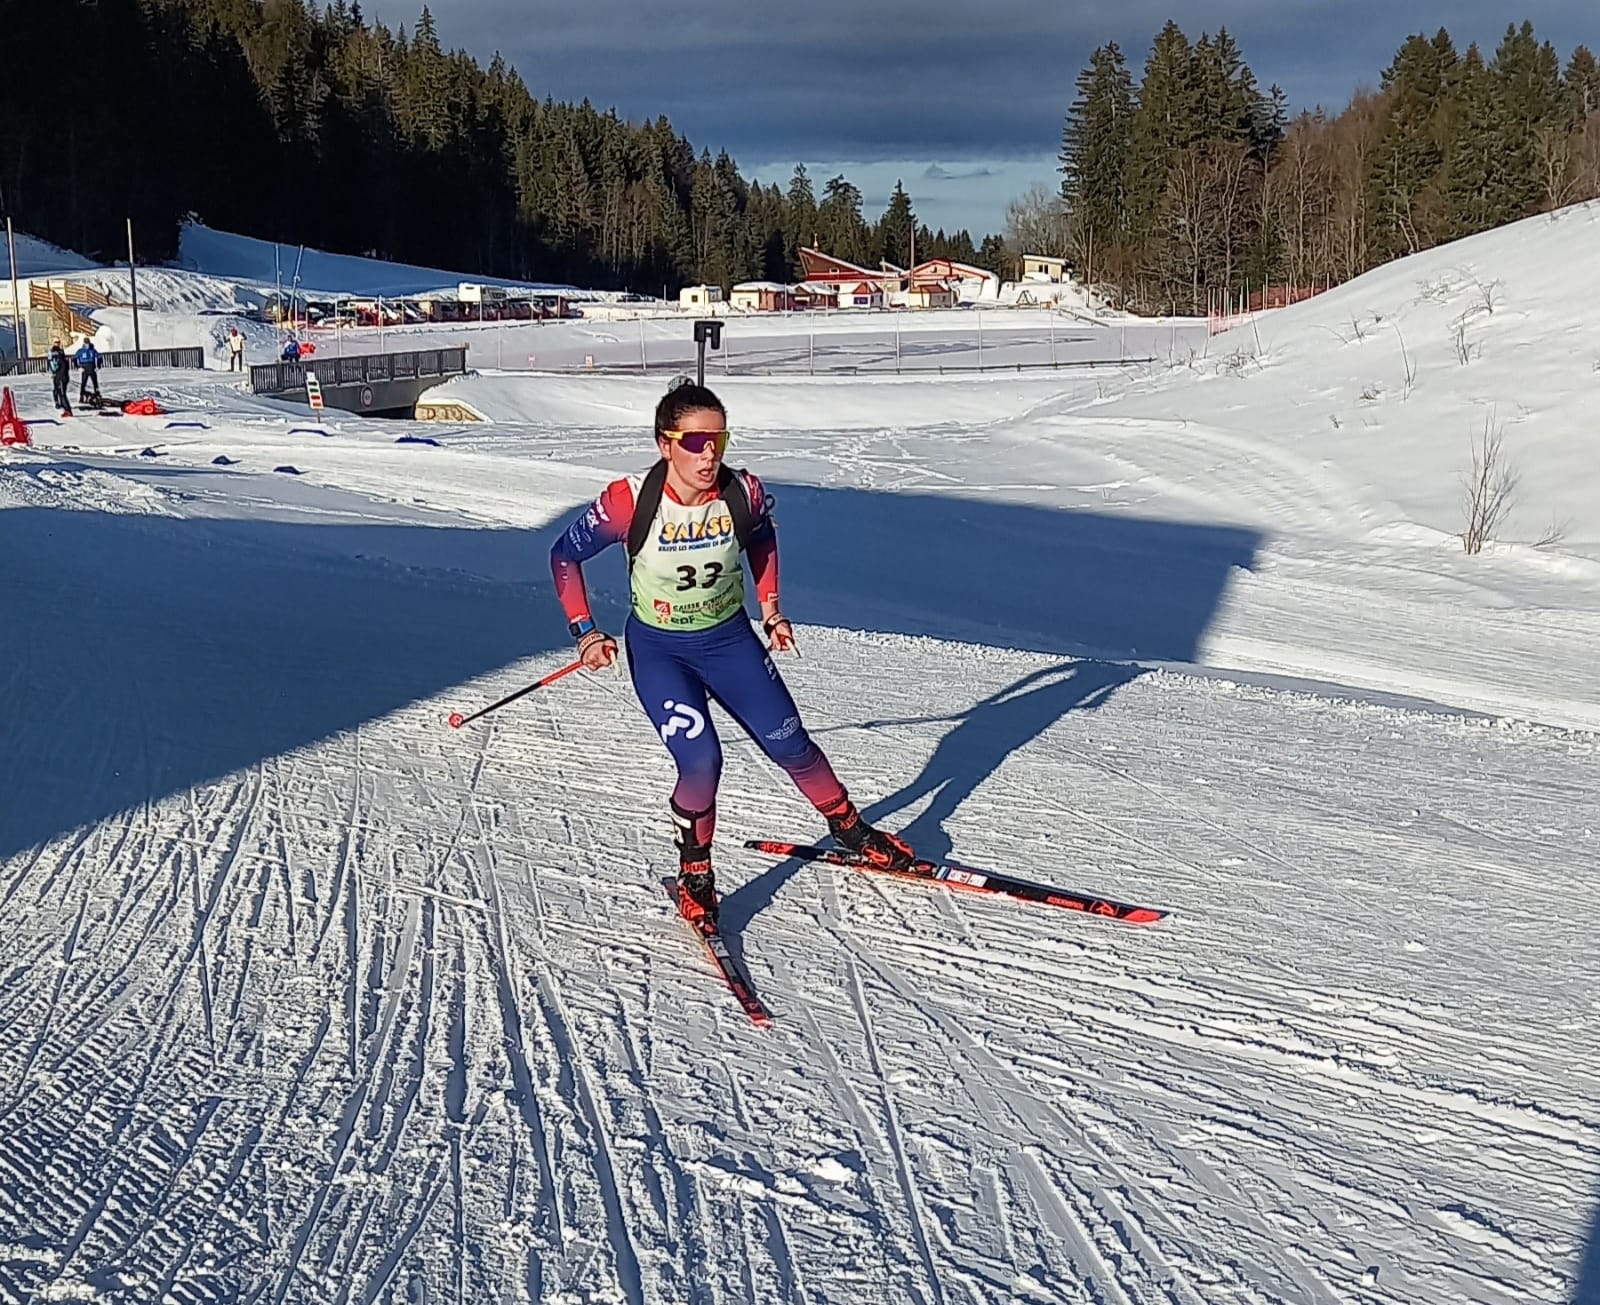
[0,386,30,446]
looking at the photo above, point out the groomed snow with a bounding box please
[2,203,1597,1305]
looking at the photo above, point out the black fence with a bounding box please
[249,347,468,396]
[1,347,206,376]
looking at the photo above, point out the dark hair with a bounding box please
[654,382,725,438]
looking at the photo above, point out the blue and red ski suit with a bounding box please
[550,470,845,847]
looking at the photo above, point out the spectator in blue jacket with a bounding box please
[74,339,101,403]
[281,336,302,361]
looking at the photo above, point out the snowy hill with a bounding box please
[176,220,581,298]
[5,228,102,277]
[1,207,1598,1305]
[1099,200,1600,555]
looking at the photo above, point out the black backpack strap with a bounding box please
[626,460,670,563]
[627,461,755,563]
[717,465,755,551]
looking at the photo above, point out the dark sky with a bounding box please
[364,2,1595,233]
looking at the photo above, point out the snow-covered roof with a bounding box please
[731,281,795,293]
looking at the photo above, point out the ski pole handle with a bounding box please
[447,657,584,730]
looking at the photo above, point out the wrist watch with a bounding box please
[569,617,596,640]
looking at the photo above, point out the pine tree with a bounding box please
[977,233,1011,278]
[1369,29,1459,257]
[1253,85,1289,160]
[398,6,452,150]
[1125,22,1195,249]
[1567,47,1600,118]
[1442,46,1504,236]
[877,180,916,268]
[1488,21,1570,218]
[818,175,870,265]
[787,164,818,253]
[1059,41,1134,278]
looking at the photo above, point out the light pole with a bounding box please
[127,218,142,354]
[6,217,22,357]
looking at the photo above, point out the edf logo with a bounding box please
[659,700,705,743]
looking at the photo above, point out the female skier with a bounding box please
[549,382,914,930]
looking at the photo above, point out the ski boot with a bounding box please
[820,796,917,871]
[672,801,719,932]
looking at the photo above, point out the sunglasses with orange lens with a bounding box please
[660,428,730,456]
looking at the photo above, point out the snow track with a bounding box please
[1,618,1596,1302]
[5,292,1600,1302]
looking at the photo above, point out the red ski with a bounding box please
[662,879,773,1026]
[744,841,1167,925]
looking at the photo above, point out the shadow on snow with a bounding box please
[1576,1194,1600,1304]
[1,468,1258,870]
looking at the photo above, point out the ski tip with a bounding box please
[1124,908,1168,925]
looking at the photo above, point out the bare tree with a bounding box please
[1212,141,1257,298]
[1575,111,1600,202]
[1164,146,1212,313]
[1163,142,1254,313]
[1328,90,1384,283]
[1534,123,1581,213]
[1005,183,1073,258]
[1268,115,1334,291]
[1460,415,1518,555]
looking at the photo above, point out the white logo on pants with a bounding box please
[660,700,706,742]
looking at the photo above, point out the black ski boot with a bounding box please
[671,801,719,931]
[820,796,917,871]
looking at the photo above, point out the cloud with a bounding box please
[924,164,999,182]
[747,158,1059,238]
[363,1,1597,184]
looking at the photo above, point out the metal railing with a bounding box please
[249,347,468,395]
[1,346,206,376]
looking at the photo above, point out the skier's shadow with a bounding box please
[720,660,1142,933]
[1577,1189,1600,1305]
[859,659,1143,865]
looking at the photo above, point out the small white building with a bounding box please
[842,281,884,310]
[1021,254,1069,283]
[458,282,507,304]
[907,281,957,310]
[729,281,797,312]
[679,284,724,310]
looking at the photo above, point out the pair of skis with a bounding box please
[670,841,1168,1027]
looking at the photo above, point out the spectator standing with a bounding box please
[47,341,72,415]
[74,338,102,403]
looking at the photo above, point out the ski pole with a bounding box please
[447,658,584,729]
